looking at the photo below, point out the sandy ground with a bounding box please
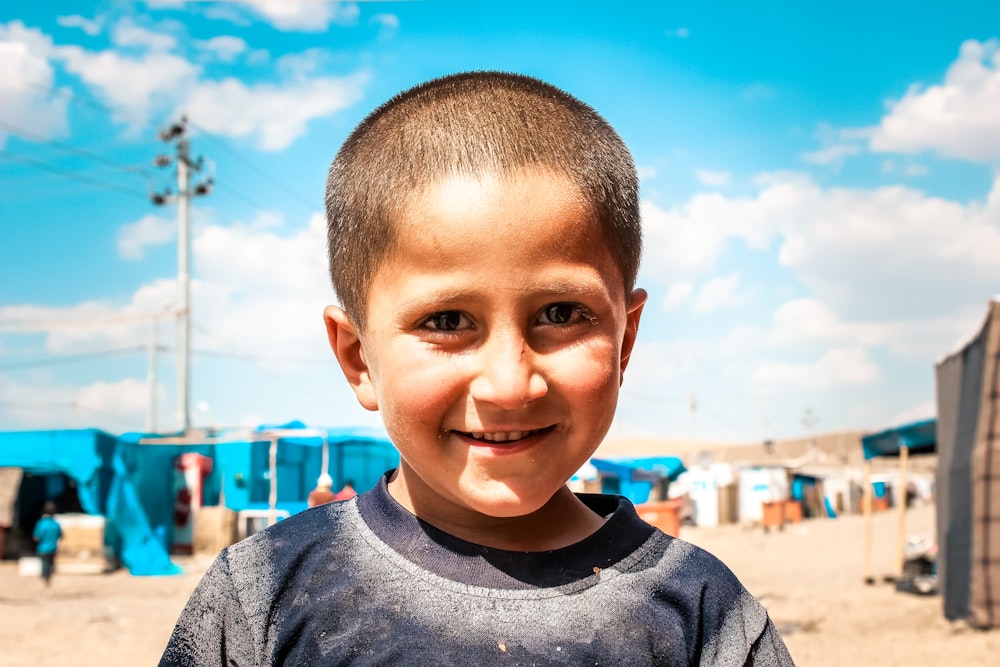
[1,503,997,666]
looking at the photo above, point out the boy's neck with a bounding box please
[388,480,607,552]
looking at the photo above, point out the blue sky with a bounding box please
[1,1,998,444]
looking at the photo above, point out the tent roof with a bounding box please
[590,456,686,482]
[119,420,392,447]
[861,418,936,460]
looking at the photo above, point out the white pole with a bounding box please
[146,315,158,433]
[321,437,329,477]
[896,445,910,576]
[176,138,191,433]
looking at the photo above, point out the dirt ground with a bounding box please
[1,503,997,666]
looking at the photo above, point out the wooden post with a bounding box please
[896,444,909,577]
[863,460,874,584]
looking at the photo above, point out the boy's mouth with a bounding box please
[456,426,555,443]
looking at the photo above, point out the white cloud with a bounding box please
[76,378,151,424]
[767,297,986,364]
[371,13,399,39]
[666,27,689,38]
[776,175,1000,320]
[51,34,365,148]
[0,375,149,431]
[870,39,1000,161]
[0,21,69,147]
[55,43,199,129]
[694,169,730,187]
[881,159,928,177]
[885,401,936,427]
[118,214,176,260]
[182,71,368,150]
[637,165,657,181]
[0,211,334,363]
[693,273,742,314]
[662,282,693,311]
[111,18,177,51]
[243,0,360,32]
[193,35,247,62]
[640,185,782,282]
[801,143,861,165]
[750,348,881,390]
[56,15,103,36]
[642,172,1000,322]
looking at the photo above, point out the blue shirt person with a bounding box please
[33,501,62,587]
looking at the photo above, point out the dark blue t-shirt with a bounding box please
[160,474,794,666]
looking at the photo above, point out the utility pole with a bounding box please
[151,117,212,434]
[146,314,159,433]
[801,407,818,454]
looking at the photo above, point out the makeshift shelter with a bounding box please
[859,418,936,584]
[128,421,399,549]
[0,429,179,575]
[935,297,1000,627]
[589,456,686,505]
[1,421,400,574]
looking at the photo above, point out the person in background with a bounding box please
[334,479,357,501]
[33,501,62,591]
[307,473,336,508]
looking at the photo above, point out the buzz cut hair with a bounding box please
[325,71,642,328]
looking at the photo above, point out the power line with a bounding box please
[186,347,332,366]
[187,119,318,214]
[3,72,319,217]
[0,152,148,201]
[0,346,152,371]
[0,118,152,178]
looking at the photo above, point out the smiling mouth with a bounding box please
[456,426,555,443]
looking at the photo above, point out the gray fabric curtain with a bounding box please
[970,301,1000,628]
[936,299,1000,626]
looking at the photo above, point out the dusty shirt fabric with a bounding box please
[160,474,794,666]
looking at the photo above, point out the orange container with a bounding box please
[636,499,683,537]
[783,500,803,524]
[761,501,785,531]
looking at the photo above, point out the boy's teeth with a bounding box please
[470,430,536,442]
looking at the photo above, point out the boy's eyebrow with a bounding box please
[396,279,615,311]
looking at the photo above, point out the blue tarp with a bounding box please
[590,456,687,505]
[0,429,180,576]
[861,418,937,460]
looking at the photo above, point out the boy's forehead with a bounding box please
[401,169,593,234]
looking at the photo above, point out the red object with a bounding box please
[308,488,337,507]
[761,501,785,530]
[635,499,683,537]
[334,486,357,501]
[171,453,213,554]
[783,500,803,524]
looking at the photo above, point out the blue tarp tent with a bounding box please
[0,429,179,576]
[119,421,399,530]
[590,456,686,504]
[861,418,936,460]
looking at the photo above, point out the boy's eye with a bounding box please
[538,303,589,325]
[422,311,469,331]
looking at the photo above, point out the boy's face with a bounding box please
[325,169,645,525]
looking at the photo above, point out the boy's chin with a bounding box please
[457,481,566,519]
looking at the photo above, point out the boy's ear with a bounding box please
[619,288,647,385]
[323,305,379,411]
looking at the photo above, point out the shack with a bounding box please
[0,421,399,574]
[935,297,1000,627]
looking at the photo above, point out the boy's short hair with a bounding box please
[325,71,642,327]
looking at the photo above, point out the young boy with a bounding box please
[160,72,794,666]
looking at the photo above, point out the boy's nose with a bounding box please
[469,330,548,410]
